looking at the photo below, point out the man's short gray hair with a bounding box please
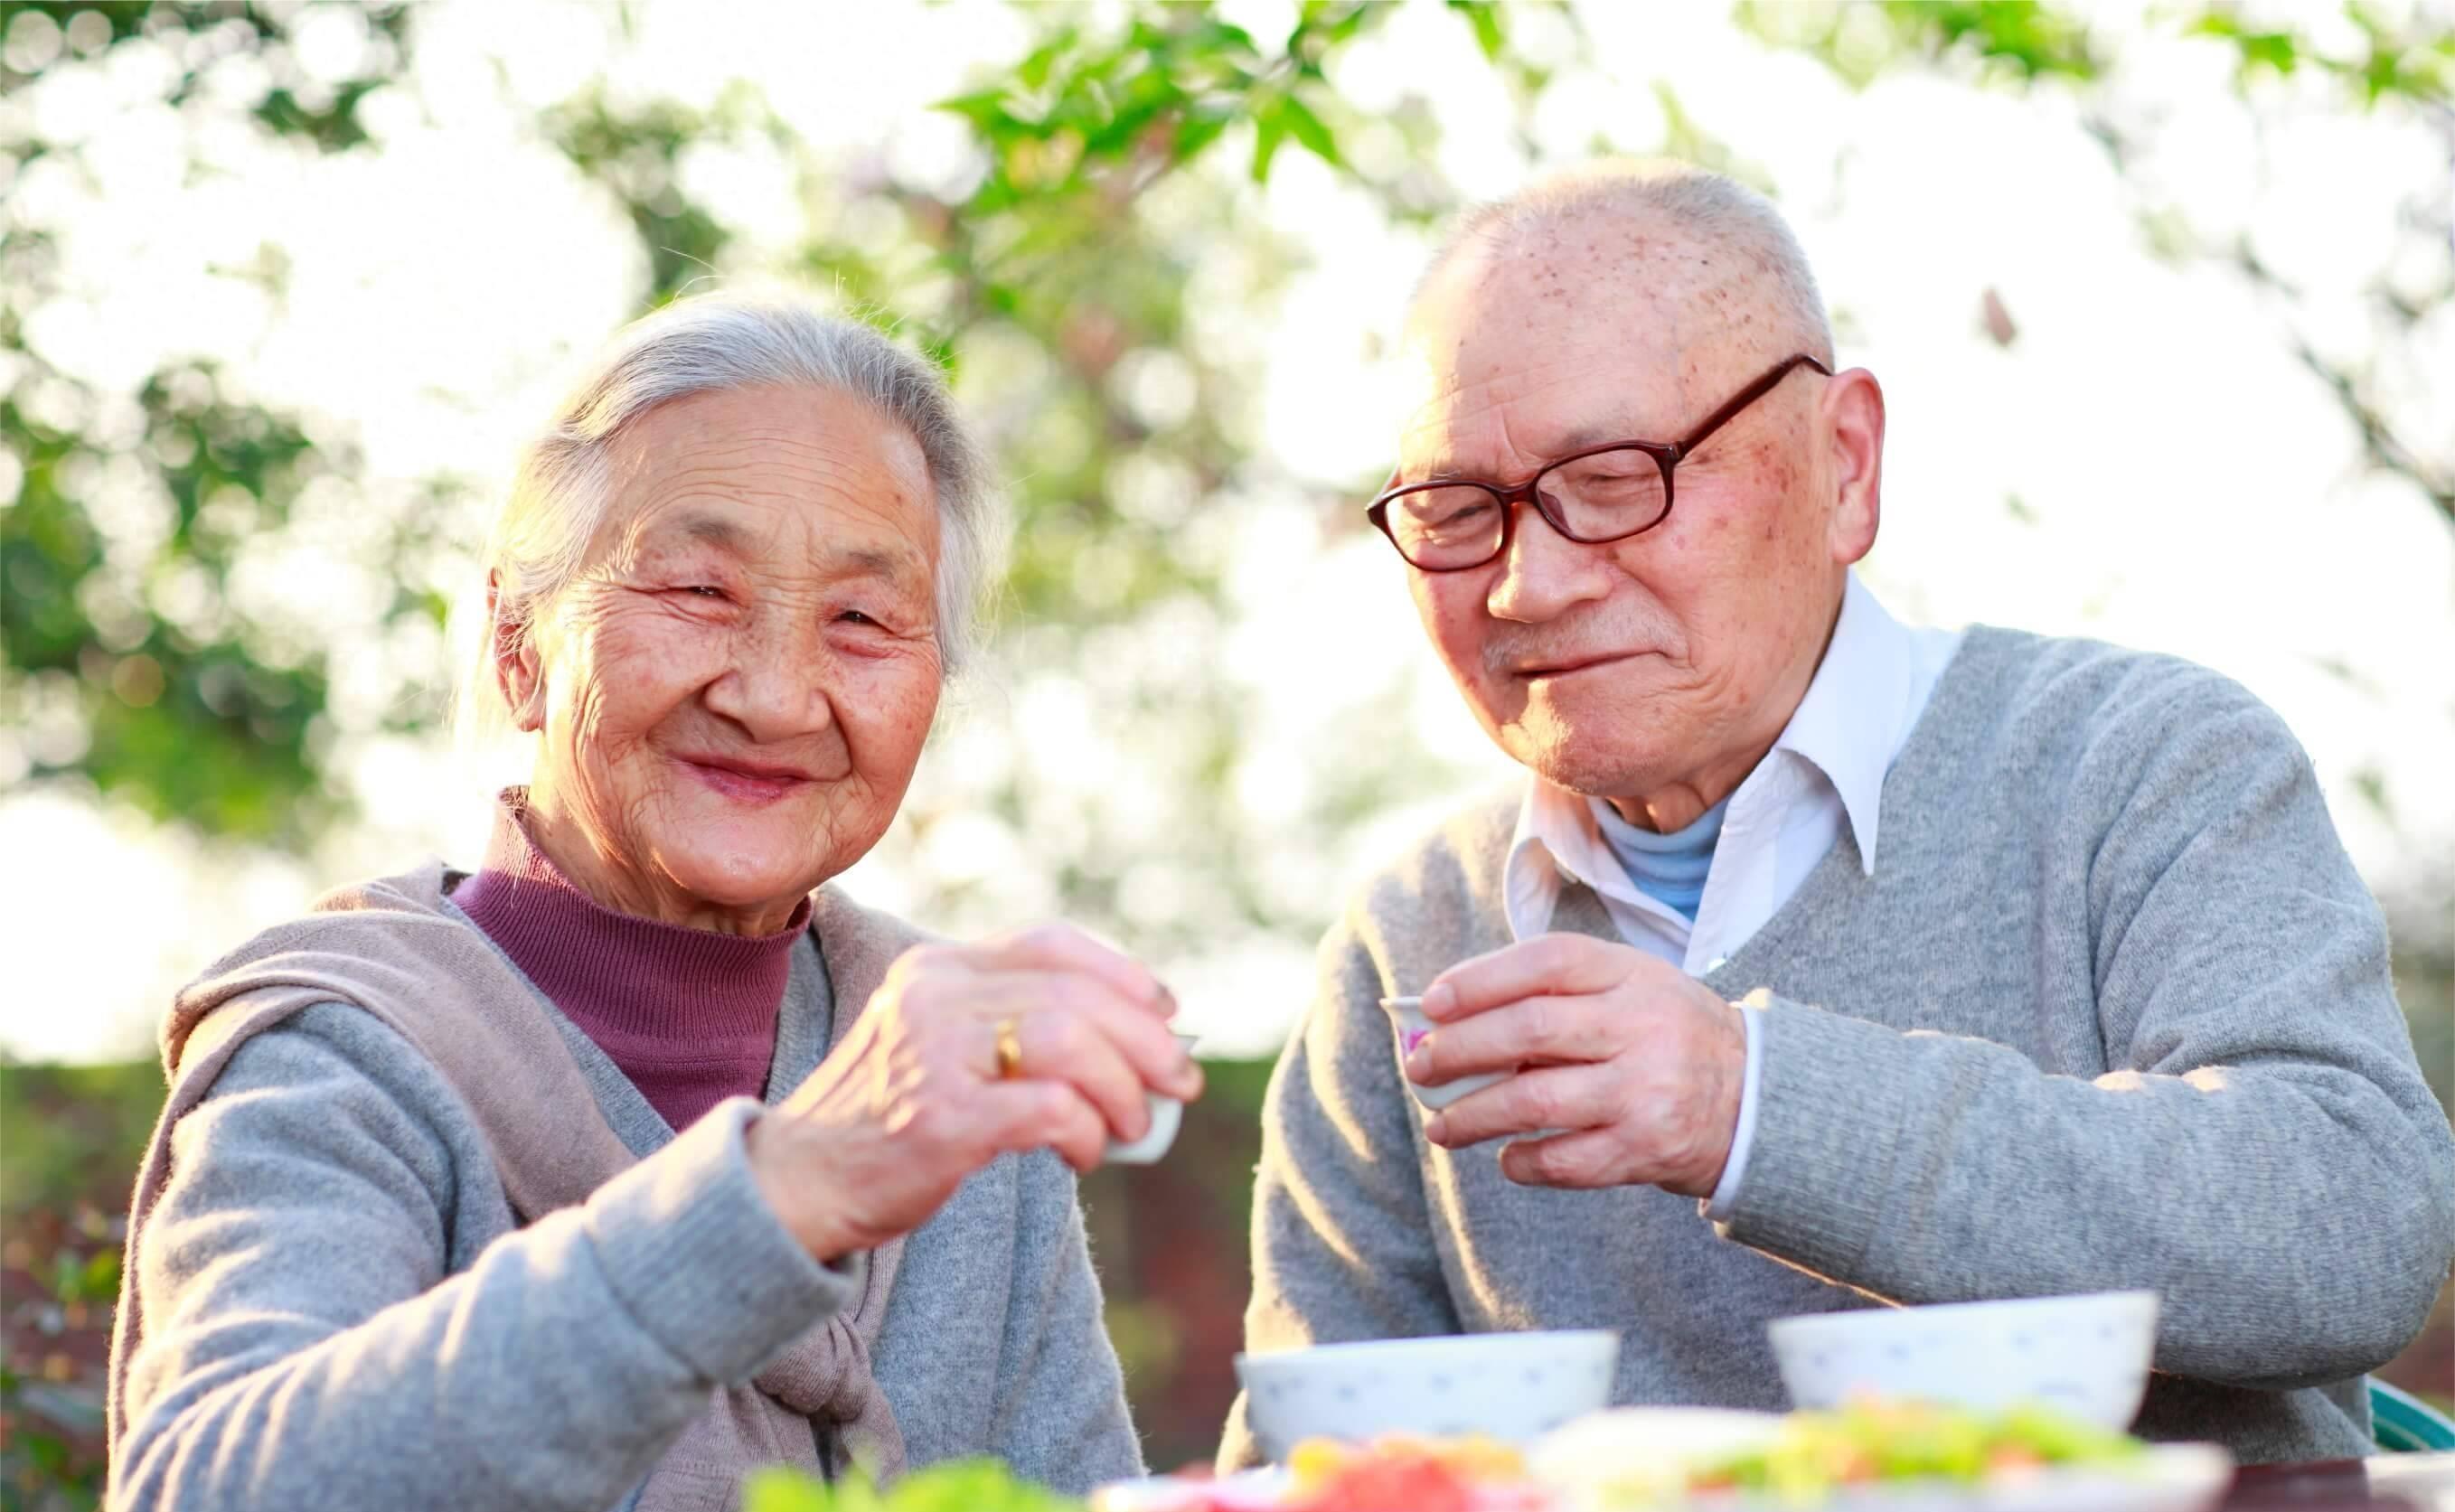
[1420,158,1835,365]
[461,294,1002,738]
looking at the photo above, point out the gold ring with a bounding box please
[992,1017,1024,1080]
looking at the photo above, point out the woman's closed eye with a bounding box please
[833,605,934,654]
[653,582,742,620]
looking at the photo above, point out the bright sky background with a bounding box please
[5,0,2451,1063]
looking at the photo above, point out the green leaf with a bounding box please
[77,1249,120,1302]
[1447,0,1508,61]
[1190,17,1263,58]
[1014,27,1078,92]
[1300,1,1383,49]
[2189,15,2300,79]
[1172,102,1237,164]
[2241,33,2300,74]
[1278,93,1342,166]
[935,88,1018,135]
[1250,105,1288,183]
[744,1460,1085,1512]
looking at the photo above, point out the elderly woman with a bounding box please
[105,296,1199,1511]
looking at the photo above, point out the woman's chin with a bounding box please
[646,828,825,925]
[661,863,819,927]
[635,783,873,923]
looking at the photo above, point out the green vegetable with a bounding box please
[1993,1404,2142,1464]
[1689,1400,2145,1502]
[745,1459,1086,1512]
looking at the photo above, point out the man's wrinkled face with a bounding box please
[508,384,945,926]
[1397,218,1851,807]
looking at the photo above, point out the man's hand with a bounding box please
[1407,933,1746,1196]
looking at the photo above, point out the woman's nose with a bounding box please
[701,619,833,743]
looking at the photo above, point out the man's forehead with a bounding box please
[1399,368,1640,469]
[1392,228,1788,471]
[1395,306,1684,474]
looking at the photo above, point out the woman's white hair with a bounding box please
[1419,158,1835,365]
[458,294,1003,740]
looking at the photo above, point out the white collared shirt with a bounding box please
[1499,573,1963,1218]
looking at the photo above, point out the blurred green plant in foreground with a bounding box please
[745,1458,1082,1512]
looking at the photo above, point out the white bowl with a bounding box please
[1767,1291,2159,1430]
[1235,1330,1621,1462]
[1379,996,1507,1110]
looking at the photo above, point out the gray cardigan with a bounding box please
[1226,626,2455,1467]
[112,887,1142,1510]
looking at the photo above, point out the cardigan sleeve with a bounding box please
[1717,681,2455,1387]
[114,1004,854,1512]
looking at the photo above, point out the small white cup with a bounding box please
[1379,996,1507,1111]
[1104,1032,1200,1165]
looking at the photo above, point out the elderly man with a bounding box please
[1224,161,2455,1467]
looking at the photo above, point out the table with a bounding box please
[2230,1457,2455,1512]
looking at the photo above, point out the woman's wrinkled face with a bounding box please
[501,383,945,933]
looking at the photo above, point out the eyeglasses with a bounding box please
[1366,352,1832,572]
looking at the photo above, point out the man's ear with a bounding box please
[1821,367,1884,567]
[487,570,548,734]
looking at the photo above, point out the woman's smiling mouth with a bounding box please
[675,753,818,803]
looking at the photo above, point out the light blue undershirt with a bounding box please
[1592,796,1729,923]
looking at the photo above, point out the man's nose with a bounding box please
[1486,500,1613,624]
[701,613,835,744]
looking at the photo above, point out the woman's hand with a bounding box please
[745,924,1201,1261]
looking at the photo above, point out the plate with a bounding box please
[1089,1442,2233,1512]
[1088,1468,1290,1512]
[1652,1444,2234,1512]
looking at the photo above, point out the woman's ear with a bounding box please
[487,571,548,734]
[1821,366,1884,567]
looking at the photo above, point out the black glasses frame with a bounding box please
[1366,352,1833,571]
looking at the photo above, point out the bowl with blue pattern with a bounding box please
[1768,1291,2160,1430]
[1234,1329,1621,1463]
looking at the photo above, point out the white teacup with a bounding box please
[1104,1032,1200,1165]
[1379,996,1507,1111]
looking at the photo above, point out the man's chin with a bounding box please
[1502,730,1668,800]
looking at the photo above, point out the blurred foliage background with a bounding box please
[3,0,2450,1505]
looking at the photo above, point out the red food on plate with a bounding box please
[1291,1454,1480,1512]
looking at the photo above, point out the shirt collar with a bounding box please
[1767,572,1922,875]
[1505,780,1591,941]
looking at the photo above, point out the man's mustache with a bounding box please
[1481,616,1668,678]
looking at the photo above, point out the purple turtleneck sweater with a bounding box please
[451,800,807,1132]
